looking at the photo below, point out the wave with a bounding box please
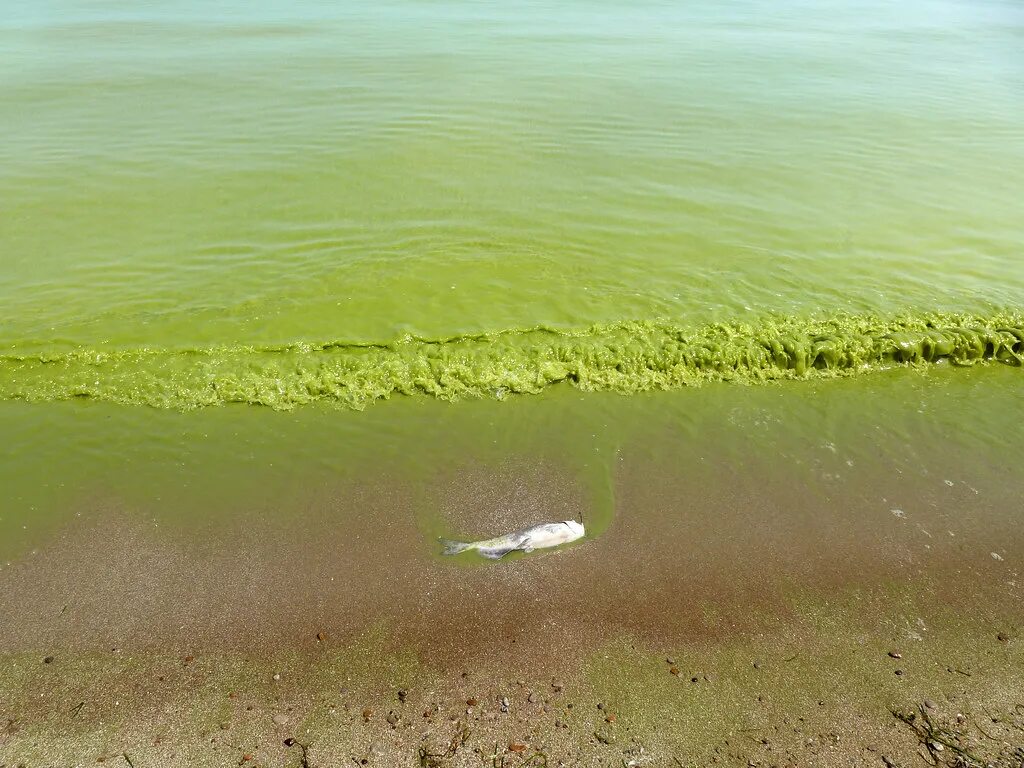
[0,311,1020,410]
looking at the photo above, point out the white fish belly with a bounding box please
[448,521,585,559]
[524,524,578,549]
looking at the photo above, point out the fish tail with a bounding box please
[440,538,472,556]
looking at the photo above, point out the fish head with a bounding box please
[563,520,585,537]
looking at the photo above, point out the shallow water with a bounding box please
[1,364,1022,562]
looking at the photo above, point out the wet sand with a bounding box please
[2,414,1023,767]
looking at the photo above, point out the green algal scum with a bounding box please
[0,311,1020,411]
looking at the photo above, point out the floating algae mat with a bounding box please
[0,312,1021,410]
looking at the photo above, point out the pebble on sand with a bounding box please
[887,651,902,659]
[272,713,289,726]
[43,656,54,664]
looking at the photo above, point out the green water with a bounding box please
[1,364,1022,562]
[1,1,1022,552]
[3,1,1023,361]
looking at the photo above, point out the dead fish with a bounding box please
[440,520,585,559]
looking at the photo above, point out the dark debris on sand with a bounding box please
[890,702,1024,768]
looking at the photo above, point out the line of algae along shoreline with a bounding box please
[0,310,1021,410]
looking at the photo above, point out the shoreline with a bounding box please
[2,371,1023,765]
[2,446,1023,766]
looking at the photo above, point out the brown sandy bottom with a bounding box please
[1,441,1023,767]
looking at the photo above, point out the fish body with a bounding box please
[441,520,585,559]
